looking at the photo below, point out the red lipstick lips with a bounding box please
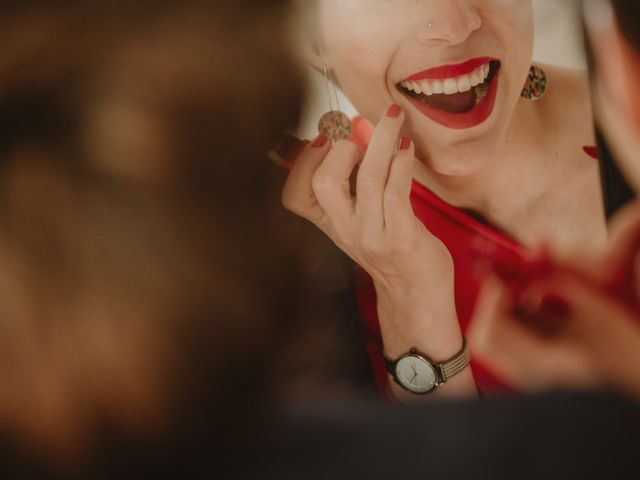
[400,58,500,130]
[405,57,496,81]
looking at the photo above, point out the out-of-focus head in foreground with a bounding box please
[586,0,640,189]
[0,0,302,474]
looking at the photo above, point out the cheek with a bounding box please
[483,4,534,87]
[322,32,398,119]
[317,2,411,117]
[497,2,534,58]
[481,1,534,49]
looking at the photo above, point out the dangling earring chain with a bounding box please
[318,65,352,143]
[324,65,341,114]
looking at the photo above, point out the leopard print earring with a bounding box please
[521,65,548,101]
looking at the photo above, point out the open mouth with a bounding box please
[397,59,501,129]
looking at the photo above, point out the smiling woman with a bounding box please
[298,1,585,134]
[286,0,607,402]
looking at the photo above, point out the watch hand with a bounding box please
[410,372,418,385]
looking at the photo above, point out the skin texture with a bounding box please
[311,0,534,176]
[282,111,476,400]
[468,0,640,401]
[286,0,607,401]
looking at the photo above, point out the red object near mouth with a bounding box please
[405,57,497,81]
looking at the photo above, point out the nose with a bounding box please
[416,0,482,46]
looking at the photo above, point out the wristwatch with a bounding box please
[383,338,470,395]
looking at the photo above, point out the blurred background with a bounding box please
[298,0,585,137]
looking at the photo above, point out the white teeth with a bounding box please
[401,62,492,96]
[470,71,481,87]
[458,76,472,93]
[443,78,458,95]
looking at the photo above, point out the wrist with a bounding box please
[375,275,456,323]
[376,286,462,360]
[383,338,471,396]
[375,245,454,294]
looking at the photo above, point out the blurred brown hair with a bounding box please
[0,0,304,469]
[610,0,640,50]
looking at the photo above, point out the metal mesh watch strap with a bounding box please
[439,337,470,383]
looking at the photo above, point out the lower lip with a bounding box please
[403,69,500,130]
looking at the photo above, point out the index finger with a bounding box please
[356,104,405,232]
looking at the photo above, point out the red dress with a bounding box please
[348,117,596,400]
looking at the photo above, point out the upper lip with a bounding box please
[402,57,497,82]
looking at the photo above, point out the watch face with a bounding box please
[395,355,437,394]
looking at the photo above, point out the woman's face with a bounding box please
[314,0,534,175]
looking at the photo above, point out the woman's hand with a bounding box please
[283,105,450,291]
[468,203,640,400]
[282,105,475,398]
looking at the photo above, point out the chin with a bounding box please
[407,100,514,178]
[409,124,499,177]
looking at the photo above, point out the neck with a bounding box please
[412,98,544,210]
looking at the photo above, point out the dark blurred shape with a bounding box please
[596,127,635,218]
[0,0,307,475]
[259,392,640,480]
[610,0,640,48]
[599,0,640,215]
[582,0,636,217]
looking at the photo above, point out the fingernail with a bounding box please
[268,134,308,168]
[386,104,402,118]
[311,134,329,148]
[538,294,572,317]
[399,136,411,150]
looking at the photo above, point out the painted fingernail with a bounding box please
[311,134,329,148]
[538,294,572,317]
[399,136,411,150]
[268,134,308,169]
[386,104,402,118]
